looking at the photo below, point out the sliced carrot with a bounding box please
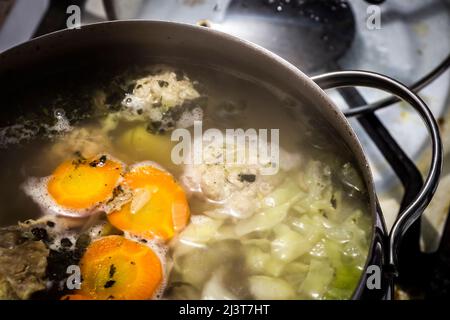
[107,165,189,241]
[79,235,163,300]
[60,294,91,300]
[48,155,123,210]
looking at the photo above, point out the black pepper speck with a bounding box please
[31,228,49,242]
[109,264,116,278]
[60,238,73,248]
[46,221,55,228]
[104,280,116,288]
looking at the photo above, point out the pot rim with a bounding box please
[0,20,381,299]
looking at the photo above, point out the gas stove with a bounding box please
[0,0,449,299]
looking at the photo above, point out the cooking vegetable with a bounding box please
[108,165,190,240]
[78,236,163,300]
[178,216,222,247]
[271,224,312,262]
[169,240,241,292]
[201,269,237,300]
[248,276,295,300]
[262,178,301,208]
[169,156,371,300]
[293,160,335,216]
[48,155,123,210]
[172,248,213,288]
[244,245,285,277]
[282,262,309,288]
[234,202,291,237]
[299,259,334,299]
[117,126,175,168]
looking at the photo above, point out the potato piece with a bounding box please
[117,126,175,169]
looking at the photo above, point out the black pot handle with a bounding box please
[311,70,443,273]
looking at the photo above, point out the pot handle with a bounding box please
[311,70,443,273]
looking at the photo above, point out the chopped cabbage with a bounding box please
[178,216,223,247]
[292,160,336,216]
[287,214,324,242]
[249,276,295,300]
[234,202,291,236]
[282,262,309,288]
[169,158,370,300]
[202,269,238,300]
[299,259,334,299]
[262,178,302,208]
[271,224,312,262]
[173,249,213,288]
[244,245,285,277]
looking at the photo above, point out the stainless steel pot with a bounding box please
[0,21,442,299]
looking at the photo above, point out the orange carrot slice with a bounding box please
[107,165,189,241]
[78,236,163,300]
[48,155,123,210]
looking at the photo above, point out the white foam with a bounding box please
[22,176,95,218]
[21,154,125,218]
[122,94,146,113]
[177,107,203,129]
[129,161,170,175]
[0,109,72,148]
[0,123,40,147]
[48,231,79,251]
[48,109,72,133]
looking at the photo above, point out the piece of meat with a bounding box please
[48,126,113,160]
[121,65,204,133]
[180,136,299,219]
[0,228,49,300]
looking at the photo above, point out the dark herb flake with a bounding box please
[109,264,116,278]
[89,155,107,167]
[157,80,169,88]
[31,228,49,242]
[46,221,55,228]
[238,174,256,183]
[331,195,337,209]
[60,238,73,248]
[112,185,124,199]
[104,280,116,288]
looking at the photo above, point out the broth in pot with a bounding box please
[0,62,371,300]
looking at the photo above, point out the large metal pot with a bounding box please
[0,21,442,300]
